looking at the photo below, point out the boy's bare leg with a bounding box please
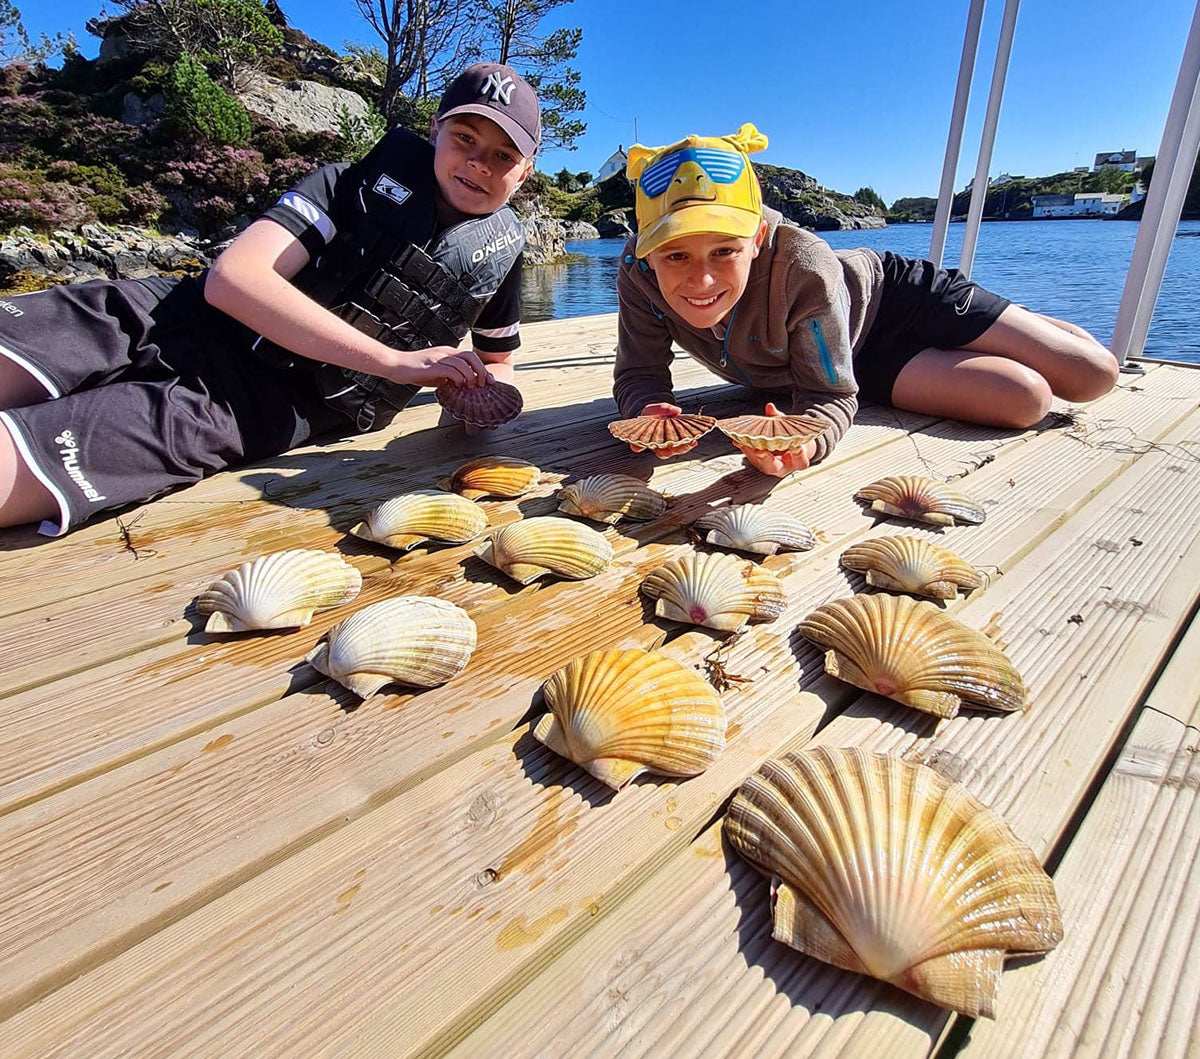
[890,305,1119,429]
[0,421,57,527]
[0,353,52,409]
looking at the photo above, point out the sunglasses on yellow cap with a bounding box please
[638,147,747,198]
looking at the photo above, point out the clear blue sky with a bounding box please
[22,0,1197,204]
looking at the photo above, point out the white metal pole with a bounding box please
[959,0,1021,279]
[1110,0,1200,363]
[930,0,987,268]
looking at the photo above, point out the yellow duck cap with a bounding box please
[627,122,768,258]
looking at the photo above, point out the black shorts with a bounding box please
[853,252,1010,404]
[0,277,347,535]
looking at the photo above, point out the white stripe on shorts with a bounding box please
[0,410,71,536]
[0,339,62,398]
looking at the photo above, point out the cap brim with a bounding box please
[635,203,762,258]
[438,103,538,158]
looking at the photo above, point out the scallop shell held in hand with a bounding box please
[840,536,983,599]
[437,456,541,499]
[855,475,986,526]
[557,474,667,524]
[196,549,362,633]
[474,516,613,584]
[716,412,830,453]
[350,490,488,551]
[694,504,816,556]
[305,596,476,697]
[798,592,1026,717]
[724,747,1062,1018]
[641,551,787,632]
[535,647,727,789]
[607,413,716,450]
[435,380,523,428]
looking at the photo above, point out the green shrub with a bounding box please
[335,103,387,162]
[166,53,250,146]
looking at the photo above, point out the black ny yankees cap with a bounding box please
[436,62,542,157]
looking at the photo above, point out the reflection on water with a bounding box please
[520,221,1200,364]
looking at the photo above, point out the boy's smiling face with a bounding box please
[645,225,767,328]
[431,114,533,215]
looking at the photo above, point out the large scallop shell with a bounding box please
[349,490,488,551]
[640,551,787,632]
[694,504,816,556]
[716,412,830,453]
[435,380,524,428]
[557,474,667,525]
[725,747,1062,1018]
[798,592,1026,717]
[840,536,983,599]
[196,549,362,633]
[436,456,541,500]
[855,476,987,526]
[607,413,716,450]
[305,596,476,697]
[474,516,613,584]
[535,647,727,789]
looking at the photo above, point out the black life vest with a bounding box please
[250,128,526,431]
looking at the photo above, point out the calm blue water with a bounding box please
[521,219,1200,364]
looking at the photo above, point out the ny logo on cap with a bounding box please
[482,71,515,104]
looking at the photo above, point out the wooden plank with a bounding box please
[3,394,1195,1055]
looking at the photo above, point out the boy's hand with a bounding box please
[628,402,698,460]
[393,347,494,388]
[731,402,817,477]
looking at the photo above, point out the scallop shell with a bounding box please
[855,476,987,526]
[535,647,727,789]
[474,516,613,584]
[196,549,362,633]
[725,747,1062,1018]
[436,456,541,500]
[840,536,984,599]
[349,490,488,551]
[607,413,716,450]
[305,596,476,697]
[435,380,524,428]
[640,551,787,632]
[557,474,667,525]
[694,504,816,556]
[798,592,1026,717]
[716,412,830,453]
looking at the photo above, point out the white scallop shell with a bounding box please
[196,550,362,633]
[557,474,667,524]
[350,490,489,551]
[694,504,816,556]
[474,516,613,584]
[640,551,787,632]
[305,596,477,698]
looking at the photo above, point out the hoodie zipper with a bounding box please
[717,304,754,386]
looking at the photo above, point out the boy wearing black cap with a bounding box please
[0,63,540,535]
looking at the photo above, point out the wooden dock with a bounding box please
[0,313,1197,1058]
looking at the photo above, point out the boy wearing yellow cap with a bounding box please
[613,124,1119,476]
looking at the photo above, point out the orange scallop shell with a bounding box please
[435,380,524,428]
[716,413,830,453]
[607,413,716,450]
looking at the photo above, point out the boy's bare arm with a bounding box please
[204,219,491,388]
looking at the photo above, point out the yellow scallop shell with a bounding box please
[474,516,613,584]
[437,456,541,500]
[350,490,489,551]
[855,475,987,526]
[640,551,787,632]
[725,747,1062,1018]
[839,536,983,599]
[557,474,667,525]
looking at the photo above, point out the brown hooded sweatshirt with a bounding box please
[613,207,884,461]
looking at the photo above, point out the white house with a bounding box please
[1093,150,1137,172]
[1031,193,1076,218]
[594,146,628,184]
[1031,192,1128,218]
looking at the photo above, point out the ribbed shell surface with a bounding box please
[797,592,1027,717]
[607,413,716,449]
[435,380,524,428]
[438,456,541,499]
[839,536,984,599]
[715,412,829,452]
[855,475,987,526]
[196,549,362,633]
[474,516,613,584]
[724,747,1062,1017]
[556,474,667,524]
[694,504,816,555]
[350,490,488,551]
[640,551,787,632]
[304,596,477,697]
[535,647,726,789]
